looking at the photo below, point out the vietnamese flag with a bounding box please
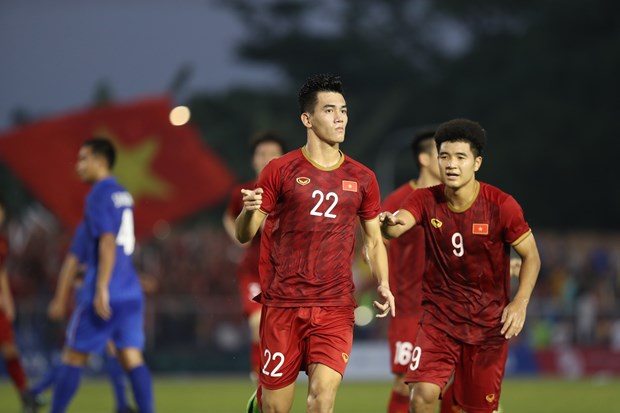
[0,97,234,239]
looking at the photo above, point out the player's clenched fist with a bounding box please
[241,188,264,211]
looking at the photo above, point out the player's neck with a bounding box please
[94,170,112,183]
[445,179,479,210]
[416,170,441,189]
[304,139,341,168]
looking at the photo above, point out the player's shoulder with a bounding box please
[343,153,373,173]
[89,177,132,206]
[478,181,515,205]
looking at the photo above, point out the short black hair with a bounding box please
[434,118,486,157]
[298,73,345,114]
[249,131,287,155]
[82,137,116,169]
[411,127,437,169]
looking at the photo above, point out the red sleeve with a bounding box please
[359,173,381,221]
[500,196,530,244]
[256,159,280,215]
[401,188,427,225]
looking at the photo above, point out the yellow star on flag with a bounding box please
[95,127,171,200]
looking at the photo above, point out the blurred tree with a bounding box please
[200,0,618,230]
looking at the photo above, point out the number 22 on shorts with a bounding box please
[262,349,285,377]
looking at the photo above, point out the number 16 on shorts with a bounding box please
[394,341,422,370]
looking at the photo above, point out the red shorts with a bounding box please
[405,323,508,413]
[258,306,354,390]
[388,314,422,374]
[238,274,262,317]
[0,310,15,344]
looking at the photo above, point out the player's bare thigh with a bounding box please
[307,362,343,413]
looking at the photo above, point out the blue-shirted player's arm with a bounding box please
[94,233,116,320]
[48,253,81,321]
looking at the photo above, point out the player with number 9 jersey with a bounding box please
[400,182,530,345]
[256,146,382,308]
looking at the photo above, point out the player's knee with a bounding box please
[393,374,409,396]
[260,393,291,413]
[0,342,19,358]
[62,348,89,366]
[410,383,439,413]
[118,347,144,370]
[307,384,337,412]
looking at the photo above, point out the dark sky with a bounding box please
[0,0,280,131]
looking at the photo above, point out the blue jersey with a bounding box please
[69,222,89,265]
[78,177,142,304]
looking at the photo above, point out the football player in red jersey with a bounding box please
[381,118,540,413]
[382,129,441,413]
[223,131,286,380]
[236,73,395,413]
[0,197,41,413]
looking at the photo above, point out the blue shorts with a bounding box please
[66,299,145,354]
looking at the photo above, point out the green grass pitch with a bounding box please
[1,376,618,412]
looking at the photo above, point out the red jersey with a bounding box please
[0,235,7,269]
[400,181,531,345]
[0,235,7,295]
[257,147,381,307]
[227,180,262,279]
[382,181,424,317]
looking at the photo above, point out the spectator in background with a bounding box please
[223,131,286,380]
[0,196,41,412]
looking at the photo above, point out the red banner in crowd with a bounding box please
[0,97,234,238]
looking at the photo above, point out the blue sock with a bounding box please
[128,364,154,413]
[31,362,61,395]
[103,353,130,411]
[50,364,82,413]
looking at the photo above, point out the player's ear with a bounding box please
[474,156,483,172]
[419,152,430,168]
[301,112,312,128]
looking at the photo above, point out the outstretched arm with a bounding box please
[360,217,395,318]
[501,233,541,339]
[379,209,416,239]
[235,188,268,244]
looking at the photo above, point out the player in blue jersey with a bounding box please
[29,222,136,413]
[49,138,154,413]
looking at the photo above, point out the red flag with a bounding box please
[472,223,489,235]
[0,97,234,239]
[342,180,358,192]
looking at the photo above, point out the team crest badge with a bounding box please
[296,177,311,186]
[485,393,495,403]
[341,352,349,363]
[431,218,443,228]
